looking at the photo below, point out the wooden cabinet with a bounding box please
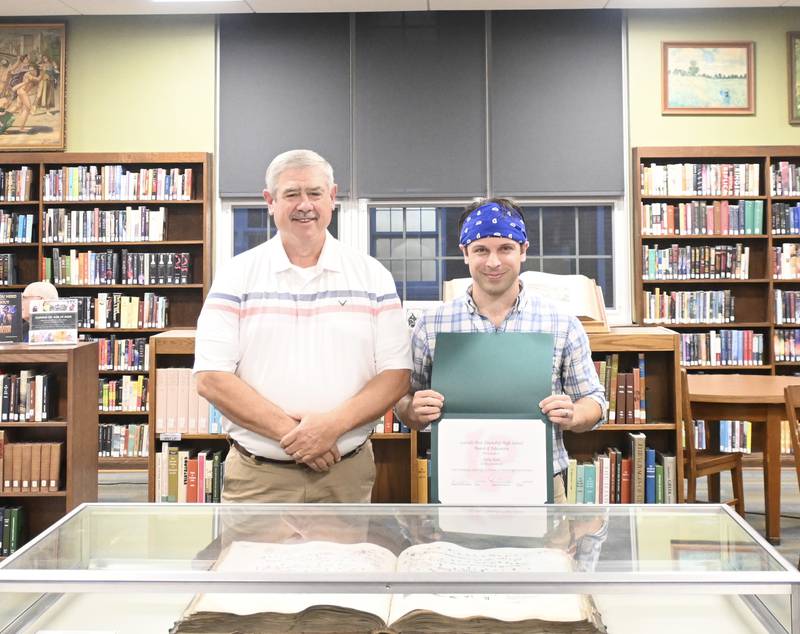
[634,146,800,376]
[147,330,410,503]
[0,153,211,471]
[410,327,683,503]
[0,341,97,546]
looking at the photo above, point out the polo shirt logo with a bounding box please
[338,299,347,305]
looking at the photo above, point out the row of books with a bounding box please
[0,507,24,556]
[775,289,800,324]
[641,243,750,280]
[0,211,34,244]
[0,254,17,285]
[692,420,752,454]
[566,443,678,504]
[771,161,800,196]
[73,293,169,329]
[771,202,800,234]
[155,444,225,503]
[43,206,167,243]
[593,353,647,424]
[774,328,800,361]
[679,330,765,366]
[43,166,194,202]
[44,249,192,286]
[642,289,734,324]
[98,375,149,412]
[154,367,225,434]
[640,162,760,197]
[0,167,32,202]
[0,372,53,422]
[376,410,411,434]
[0,438,63,493]
[771,243,800,278]
[98,423,149,458]
[640,200,763,236]
[87,335,150,371]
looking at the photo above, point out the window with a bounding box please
[370,205,468,301]
[369,203,614,305]
[232,206,339,257]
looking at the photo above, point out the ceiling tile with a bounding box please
[65,0,253,14]
[0,0,79,15]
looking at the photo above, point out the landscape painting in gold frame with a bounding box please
[0,23,65,150]
[662,41,754,115]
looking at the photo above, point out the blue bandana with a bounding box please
[459,202,528,247]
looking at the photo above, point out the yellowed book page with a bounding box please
[388,542,589,625]
[190,540,395,621]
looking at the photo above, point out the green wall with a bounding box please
[628,8,800,148]
[64,16,215,152]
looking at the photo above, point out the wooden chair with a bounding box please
[681,369,745,515]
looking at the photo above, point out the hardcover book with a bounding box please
[28,298,78,345]
[169,540,606,634]
[0,292,21,343]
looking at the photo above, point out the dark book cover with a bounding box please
[0,292,22,343]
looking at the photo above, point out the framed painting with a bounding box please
[0,23,65,150]
[662,41,754,115]
[789,32,800,125]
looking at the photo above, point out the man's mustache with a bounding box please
[290,212,318,220]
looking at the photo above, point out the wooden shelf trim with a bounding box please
[0,421,68,427]
[0,491,67,498]
[43,240,203,247]
[641,278,768,284]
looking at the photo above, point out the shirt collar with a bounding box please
[462,279,529,315]
[269,230,343,274]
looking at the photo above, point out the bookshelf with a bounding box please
[147,330,410,504]
[410,327,684,504]
[633,146,800,375]
[0,341,97,548]
[0,152,211,471]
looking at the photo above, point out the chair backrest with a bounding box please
[783,385,800,483]
[680,369,698,473]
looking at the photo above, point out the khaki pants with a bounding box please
[553,473,567,503]
[221,440,376,504]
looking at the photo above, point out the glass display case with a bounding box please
[0,503,798,633]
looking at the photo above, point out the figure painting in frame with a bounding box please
[0,24,65,150]
[662,41,754,115]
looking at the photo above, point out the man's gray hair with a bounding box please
[264,149,334,194]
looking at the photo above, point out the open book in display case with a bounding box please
[0,503,796,633]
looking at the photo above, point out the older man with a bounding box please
[195,149,411,503]
[393,197,607,503]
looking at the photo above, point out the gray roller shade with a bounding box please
[355,12,486,199]
[219,14,351,197]
[490,11,624,197]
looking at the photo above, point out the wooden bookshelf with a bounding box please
[0,342,97,546]
[633,146,800,376]
[147,330,410,504]
[410,327,684,504]
[0,152,212,471]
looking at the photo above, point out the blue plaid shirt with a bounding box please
[410,282,608,474]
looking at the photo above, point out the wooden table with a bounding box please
[687,374,800,545]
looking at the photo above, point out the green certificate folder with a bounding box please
[429,332,555,504]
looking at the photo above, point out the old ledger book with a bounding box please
[171,540,605,634]
[443,271,609,333]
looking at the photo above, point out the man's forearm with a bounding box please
[327,369,411,436]
[393,392,416,428]
[571,397,603,433]
[195,371,296,441]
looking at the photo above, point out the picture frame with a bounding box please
[662,41,754,115]
[670,540,773,572]
[0,23,66,151]
[789,32,800,125]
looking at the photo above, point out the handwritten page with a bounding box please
[190,540,396,619]
[389,541,589,624]
[436,418,549,505]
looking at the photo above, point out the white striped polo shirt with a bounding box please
[194,232,412,460]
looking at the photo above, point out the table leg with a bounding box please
[707,473,721,502]
[765,407,781,545]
